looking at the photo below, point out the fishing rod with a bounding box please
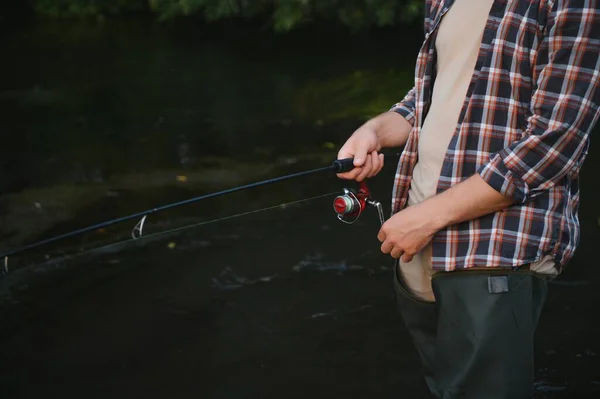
[1,155,397,269]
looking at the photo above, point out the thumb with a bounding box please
[353,145,369,167]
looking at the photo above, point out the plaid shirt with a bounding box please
[391,0,600,271]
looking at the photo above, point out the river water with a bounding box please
[1,17,599,398]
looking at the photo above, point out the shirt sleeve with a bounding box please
[478,0,600,204]
[390,86,417,126]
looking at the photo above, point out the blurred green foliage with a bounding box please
[32,0,423,30]
[293,69,414,122]
[33,0,145,18]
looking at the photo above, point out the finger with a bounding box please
[380,241,393,254]
[376,153,385,174]
[353,143,369,168]
[356,154,373,182]
[401,253,414,263]
[336,141,366,180]
[377,227,386,242]
[391,247,404,259]
[336,167,363,180]
[337,140,355,160]
[368,151,381,177]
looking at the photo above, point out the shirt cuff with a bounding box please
[477,152,530,204]
[390,103,415,126]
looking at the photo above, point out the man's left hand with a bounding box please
[377,174,517,262]
[377,203,443,263]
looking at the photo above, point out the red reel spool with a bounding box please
[333,181,370,222]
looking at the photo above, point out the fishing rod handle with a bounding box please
[332,153,400,173]
[332,158,356,173]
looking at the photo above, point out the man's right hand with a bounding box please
[336,111,413,182]
[336,124,384,182]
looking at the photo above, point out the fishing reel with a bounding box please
[330,158,386,226]
[333,180,385,226]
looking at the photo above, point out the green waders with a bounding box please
[393,262,548,399]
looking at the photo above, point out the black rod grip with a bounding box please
[331,154,400,173]
[332,153,400,173]
[332,158,355,173]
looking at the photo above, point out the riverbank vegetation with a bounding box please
[30,0,422,31]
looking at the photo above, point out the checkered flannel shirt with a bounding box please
[391,0,600,270]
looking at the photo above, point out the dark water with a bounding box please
[1,17,600,399]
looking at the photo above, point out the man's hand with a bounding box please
[336,126,384,182]
[378,174,516,261]
[337,111,412,182]
[377,202,442,263]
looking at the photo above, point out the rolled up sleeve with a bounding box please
[390,86,417,126]
[478,0,600,203]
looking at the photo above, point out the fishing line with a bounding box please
[3,191,341,271]
[0,159,356,261]
[0,154,399,270]
[120,190,341,247]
